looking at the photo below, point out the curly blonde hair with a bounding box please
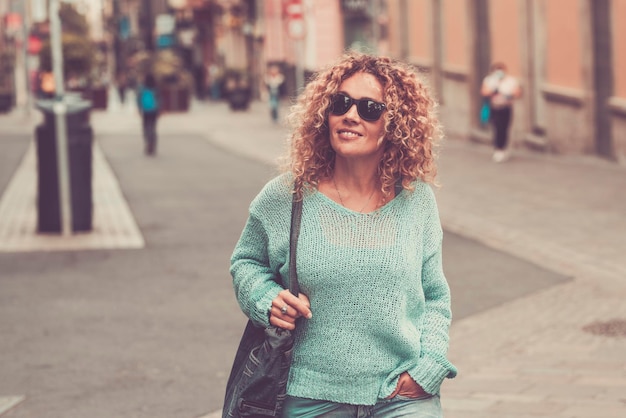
[284,51,442,200]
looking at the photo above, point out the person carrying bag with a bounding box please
[226,52,455,418]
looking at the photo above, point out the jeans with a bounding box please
[282,394,442,418]
[142,112,158,155]
[269,93,279,122]
[490,106,512,150]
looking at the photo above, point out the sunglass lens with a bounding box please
[331,94,351,116]
[330,94,385,121]
[358,100,383,121]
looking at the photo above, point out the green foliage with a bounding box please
[129,49,192,90]
[152,50,192,87]
[59,3,90,36]
[39,33,94,79]
[38,3,93,81]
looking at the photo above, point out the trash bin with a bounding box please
[35,94,93,233]
[224,71,251,111]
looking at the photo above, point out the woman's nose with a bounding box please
[343,102,359,121]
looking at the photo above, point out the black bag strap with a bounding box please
[288,188,303,297]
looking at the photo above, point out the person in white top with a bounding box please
[265,65,285,123]
[481,62,522,162]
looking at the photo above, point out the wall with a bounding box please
[613,0,626,98]
[383,0,624,162]
[309,0,343,69]
[542,0,592,154]
[263,0,288,62]
[439,0,471,138]
[610,0,626,162]
[488,0,527,147]
[406,0,431,66]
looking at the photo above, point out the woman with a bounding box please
[481,62,522,162]
[230,52,456,417]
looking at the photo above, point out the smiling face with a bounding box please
[328,72,386,165]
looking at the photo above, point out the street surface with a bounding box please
[0,96,625,417]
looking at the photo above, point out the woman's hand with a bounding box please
[269,289,312,330]
[387,372,429,399]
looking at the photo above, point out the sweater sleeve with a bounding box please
[409,186,457,394]
[230,210,284,328]
[230,176,293,328]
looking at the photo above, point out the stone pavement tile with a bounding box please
[574,376,626,387]
[473,393,547,404]
[486,399,567,416]
[0,140,144,252]
[0,396,25,416]
[446,413,539,418]
[439,206,626,292]
[0,110,39,136]
[560,400,626,418]
[444,396,498,413]
[436,140,626,290]
[555,358,626,378]
[444,375,533,394]
[597,385,626,400]
[522,381,605,399]
[195,410,220,418]
[446,273,626,416]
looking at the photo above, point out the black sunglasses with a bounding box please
[329,93,386,122]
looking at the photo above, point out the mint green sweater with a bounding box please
[230,174,457,405]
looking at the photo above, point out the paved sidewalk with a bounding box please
[0,140,144,252]
[172,102,626,417]
[1,99,625,417]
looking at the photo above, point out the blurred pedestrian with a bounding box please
[265,64,284,123]
[137,73,160,156]
[193,63,205,100]
[116,71,127,104]
[481,62,522,162]
[230,52,456,417]
[207,63,222,100]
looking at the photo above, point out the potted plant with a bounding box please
[152,50,193,112]
[37,3,104,107]
[129,49,192,112]
[224,68,251,110]
[38,32,94,91]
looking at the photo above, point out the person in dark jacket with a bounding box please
[137,73,160,155]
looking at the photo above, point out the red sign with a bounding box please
[284,0,305,39]
[4,13,22,30]
[284,0,303,19]
[27,35,43,55]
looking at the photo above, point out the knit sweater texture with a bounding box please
[230,174,457,405]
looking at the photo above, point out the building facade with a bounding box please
[386,0,626,163]
[19,0,621,161]
[188,0,626,162]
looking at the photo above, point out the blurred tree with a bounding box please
[58,2,90,36]
[39,33,94,80]
[38,3,94,83]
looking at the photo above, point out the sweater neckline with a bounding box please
[312,187,404,216]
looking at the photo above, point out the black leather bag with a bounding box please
[223,194,303,418]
